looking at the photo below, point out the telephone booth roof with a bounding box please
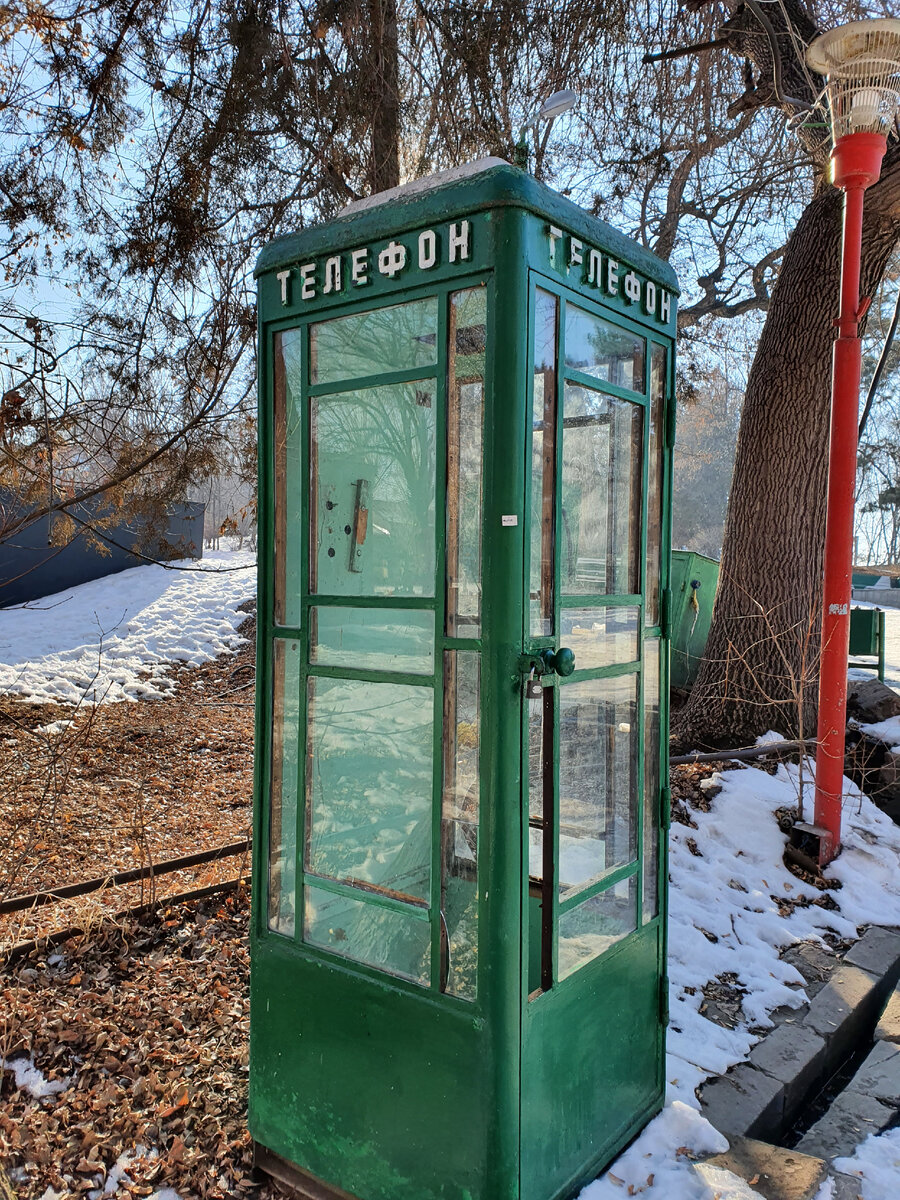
[254,157,679,303]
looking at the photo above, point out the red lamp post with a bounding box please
[805,20,900,865]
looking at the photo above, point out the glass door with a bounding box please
[520,280,667,1200]
[526,285,656,990]
[266,284,489,1001]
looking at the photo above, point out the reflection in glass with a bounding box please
[269,639,300,935]
[274,331,303,628]
[643,639,661,922]
[565,305,645,393]
[561,607,640,668]
[310,607,434,674]
[306,677,433,902]
[647,345,667,626]
[557,674,638,896]
[447,289,486,638]
[310,380,436,597]
[530,289,557,637]
[441,652,480,998]
[304,883,431,985]
[558,874,637,980]
[310,298,438,385]
[561,383,642,596]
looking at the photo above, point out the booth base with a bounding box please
[254,1143,360,1200]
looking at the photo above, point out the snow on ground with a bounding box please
[580,756,900,1200]
[1,1055,69,1100]
[0,549,256,704]
[834,1128,900,1200]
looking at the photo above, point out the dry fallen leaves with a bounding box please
[1,890,274,1199]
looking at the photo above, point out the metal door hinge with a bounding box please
[659,975,670,1027]
[661,586,672,638]
[660,786,671,831]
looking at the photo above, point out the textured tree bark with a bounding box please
[676,163,900,747]
[367,0,400,194]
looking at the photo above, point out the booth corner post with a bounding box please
[801,20,900,866]
[250,157,678,1200]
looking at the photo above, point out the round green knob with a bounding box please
[554,646,576,676]
[541,646,576,676]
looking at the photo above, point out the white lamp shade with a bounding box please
[807,18,900,140]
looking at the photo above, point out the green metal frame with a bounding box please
[251,161,678,1200]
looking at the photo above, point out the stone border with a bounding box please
[699,926,900,1143]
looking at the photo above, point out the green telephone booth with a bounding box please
[250,158,677,1200]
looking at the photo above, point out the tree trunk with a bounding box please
[676,164,900,749]
[367,0,400,194]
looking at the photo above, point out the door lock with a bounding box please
[525,665,543,699]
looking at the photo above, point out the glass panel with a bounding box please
[561,606,640,669]
[643,638,661,922]
[565,305,645,394]
[561,383,642,595]
[647,345,667,626]
[274,330,303,628]
[530,289,557,637]
[441,652,480,999]
[558,674,638,897]
[558,875,637,981]
[528,689,550,879]
[306,677,433,902]
[268,639,300,935]
[310,298,438,386]
[310,607,434,674]
[304,883,430,985]
[310,380,436,597]
[446,288,486,638]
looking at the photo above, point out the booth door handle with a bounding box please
[540,647,576,677]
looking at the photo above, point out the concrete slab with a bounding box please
[804,964,881,1060]
[696,1136,827,1200]
[843,925,900,980]
[749,1023,827,1117]
[781,942,840,999]
[796,1090,893,1161]
[848,1038,900,1106]
[875,983,900,1043]
[829,1171,864,1200]
[700,1064,785,1140]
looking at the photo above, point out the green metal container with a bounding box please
[251,158,678,1200]
[670,550,720,691]
[848,607,886,682]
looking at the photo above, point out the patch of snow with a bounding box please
[858,713,900,754]
[35,718,73,736]
[2,1055,69,1099]
[755,729,784,745]
[0,549,256,704]
[578,1102,735,1198]
[149,1191,183,1200]
[833,1127,900,1198]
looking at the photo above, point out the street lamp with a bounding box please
[804,19,900,865]
[514,89,577,169]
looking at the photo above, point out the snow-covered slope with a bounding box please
[0,549,256,704]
